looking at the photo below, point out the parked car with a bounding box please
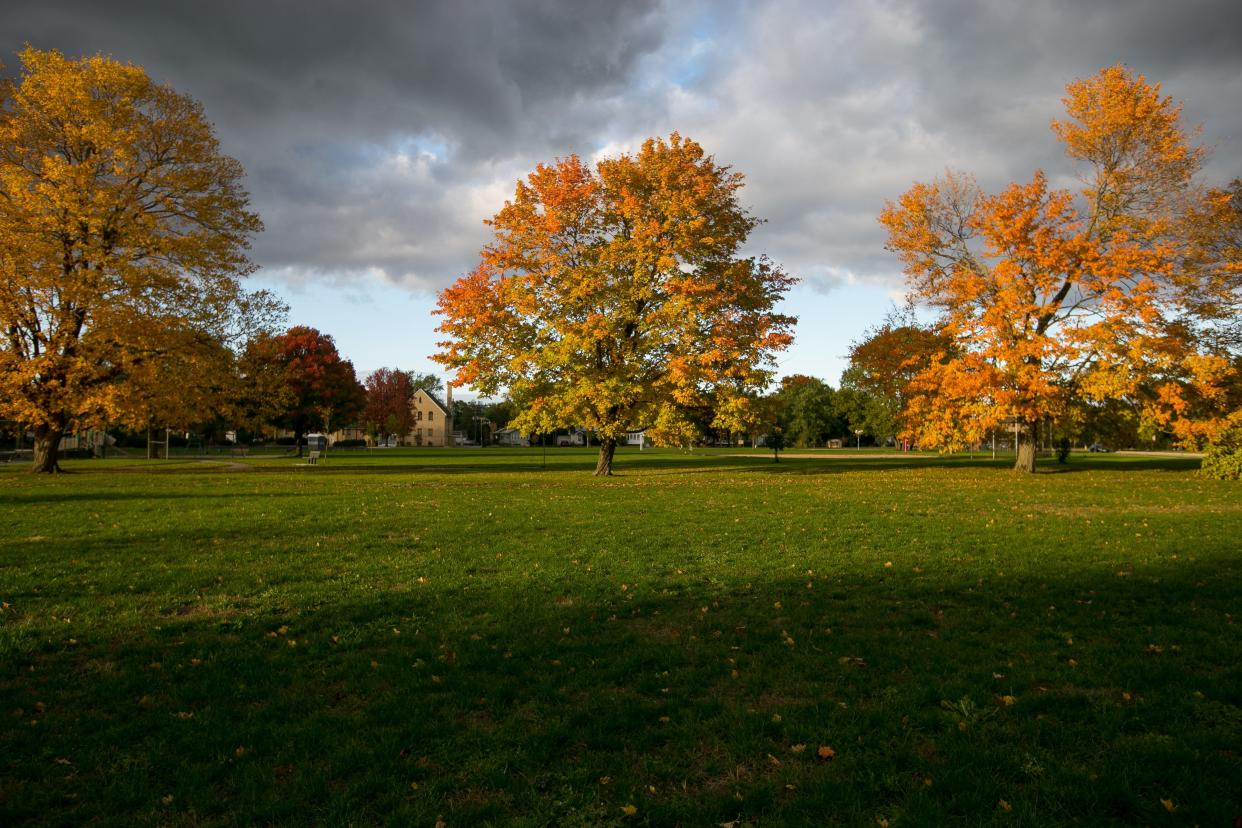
[1088,443,1110,453]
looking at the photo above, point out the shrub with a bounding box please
[334,439,367,448]
[1056,437,1071,464]
[1200,421,1242,480]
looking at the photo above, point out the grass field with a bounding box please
[1,449,1239,826]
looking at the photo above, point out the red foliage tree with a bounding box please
[363,368,415,445]
[247,326,365,454]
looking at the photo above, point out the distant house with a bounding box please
[624,431,649,447]
[495,427,529,447]
[404,387,450,447]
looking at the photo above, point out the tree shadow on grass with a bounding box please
[3,559,1239,826]
[25,451,1201,481]
[0,490,315,506]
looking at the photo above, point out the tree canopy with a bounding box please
[880,66,1224,471]
[434,133,795,475]
[363,368,415,445]
[0,47,275,472]
[246,326,365,455]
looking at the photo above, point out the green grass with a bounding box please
[1,449,1239,826]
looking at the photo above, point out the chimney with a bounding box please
[446,381,454,447]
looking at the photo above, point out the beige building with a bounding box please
[404,387,451,446]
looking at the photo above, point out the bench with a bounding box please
[307,450,321,465]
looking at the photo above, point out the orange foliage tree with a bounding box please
[0,48,271,472]
[1152,178,1242,445]
[880,66,1221,471]
[838,309,955,446]
[434,134,795,475]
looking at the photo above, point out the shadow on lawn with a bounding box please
[0,490,314,506]
[69,451,1194,479]
[3,559,1239,826]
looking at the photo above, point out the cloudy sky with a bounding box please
[8,0,1242,386]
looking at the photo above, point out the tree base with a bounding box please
[1013,420,1037,473]
[593,439,617,476]
[31,426,64,474]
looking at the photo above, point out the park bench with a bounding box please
[307,450,321,465]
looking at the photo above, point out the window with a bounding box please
[428,411,434,421]
[417,410,423,420]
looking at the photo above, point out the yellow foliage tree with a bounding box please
[434,134,796,475]
[880,66,1218,471]
[0,48,271,471]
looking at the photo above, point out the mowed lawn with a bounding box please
[1,449,1239,827]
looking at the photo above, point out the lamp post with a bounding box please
[854,429,864,450]
[473,416,493,446]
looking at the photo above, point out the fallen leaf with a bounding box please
[1001,695,1016,706]
[817,745,836,760]
[621,804,638,816]
[1160,798,1176,813]
[998,799,1012,812]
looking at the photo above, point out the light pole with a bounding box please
[854,429,864,450]
[473,416,493,446]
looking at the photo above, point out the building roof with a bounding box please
[412,386,449,414]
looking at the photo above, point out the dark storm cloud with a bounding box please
[6,0,1241,294]
[5,0,667,286]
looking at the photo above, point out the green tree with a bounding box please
[773,375,842,447]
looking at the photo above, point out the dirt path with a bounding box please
[734,452,930,460]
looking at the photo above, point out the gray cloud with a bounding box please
[6,0,1241,296]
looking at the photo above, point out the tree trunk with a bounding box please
[294,425,305,457]
[1014,419,1037,473]
[31,424,64,473]
[594,438,617,477]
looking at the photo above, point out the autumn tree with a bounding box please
[880,66,1212,472]
[1148,178,1242,445]
[247,326,365,455]
[434,134,795,475]
[363,367,415,445]
[838,311,953,446]
[0,48,274,472]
